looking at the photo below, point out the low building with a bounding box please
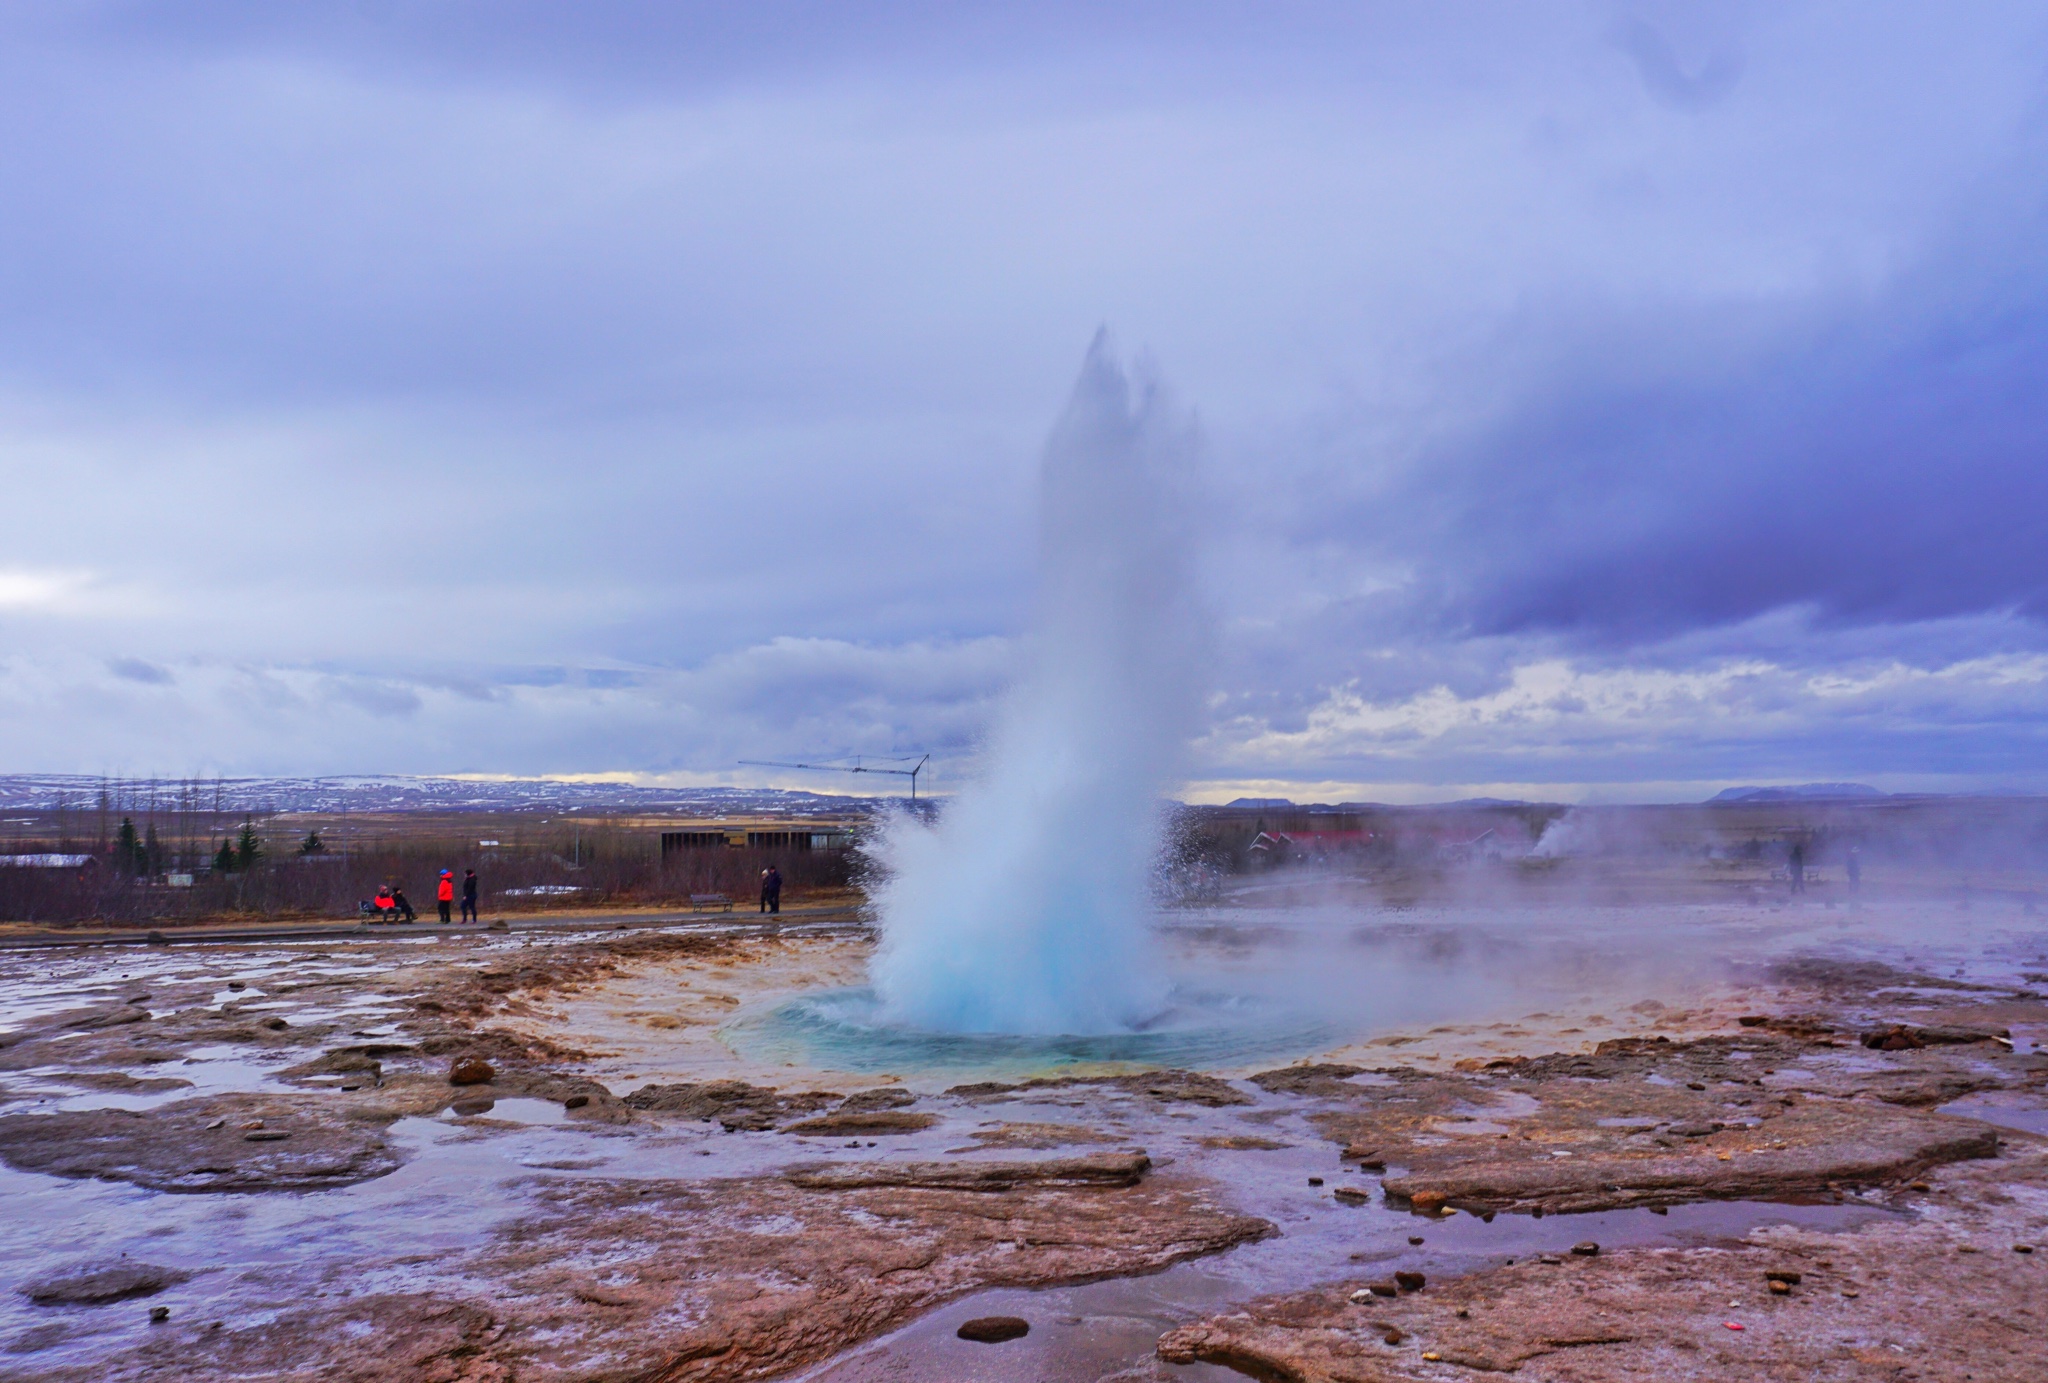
[660,823,854,857]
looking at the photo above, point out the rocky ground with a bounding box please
[1159,1144,2048,1381]
[0,908,2042,1381]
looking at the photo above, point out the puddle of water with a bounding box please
[1938,1091,2048,1136]
[443,1097,570,1126]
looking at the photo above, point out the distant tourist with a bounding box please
[437,869,455,924]
[373,885,396,923]
[1788,841,1806,895]
[462,868,479,924]
[391,886,417,923]
[1847,846,1861,894]
[761,865,782,915]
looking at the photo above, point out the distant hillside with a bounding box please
[1707,783,1886,804]
[0,774,884,815]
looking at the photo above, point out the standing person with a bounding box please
[1847,846,1862,895]
[765,864,782,916]
[1788,841,1806,895]
[436,869,455,924]
[759,867,773,914]
[391,885,417,923]
[461,868,479,924]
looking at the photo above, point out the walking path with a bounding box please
[0,902,864,949]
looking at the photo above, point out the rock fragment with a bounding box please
[956,1316,1029,1343]
[788,1151,1151,1192]
[835,1087,916,1113]
[625,1079,833,1131]
[945,1069,1250,1107]
[23,1263,190,1305]
[448,1057,494,1086]
[779,1110,937,1136]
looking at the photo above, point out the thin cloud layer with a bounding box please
[1,4,2045,797]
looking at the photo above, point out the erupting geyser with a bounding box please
[869,337,1206,1034]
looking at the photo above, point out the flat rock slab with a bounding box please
[1160,1145,2048,1382]
[22,1263,191,1305]
[45,1071,194,1094]
[624,1079,837,1131]
[779,1110,937,1136]
[945,1069,1252,1107]
[0,1094,404,1193]
[1309,1032,2022,1214]
[1382,1101,2001,1215]
[787,1151,1152,1191]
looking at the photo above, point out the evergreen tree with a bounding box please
[235,821,263,870]
[114,817,144,875]
[299,830,325,855]
[213,839,238,874]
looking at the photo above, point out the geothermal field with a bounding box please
[1,351,2045,1382]
[10,13,2048,1376]
[0,846,2044,1382]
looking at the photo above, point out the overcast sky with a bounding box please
[2,2,2046,803]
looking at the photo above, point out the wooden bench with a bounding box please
[689,893,734,912]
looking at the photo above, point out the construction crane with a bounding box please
[737,754,931,800]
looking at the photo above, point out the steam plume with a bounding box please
[869,336,1204,1033]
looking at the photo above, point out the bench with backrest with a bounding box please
[689,893,733,912]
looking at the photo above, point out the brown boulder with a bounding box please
[623,1080,834,1131]
[956,1315,1029,1343]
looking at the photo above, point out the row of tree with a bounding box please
[110,817,267,876]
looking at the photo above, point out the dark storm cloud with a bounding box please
[106,657,173,685]
[1317,122,2048,652]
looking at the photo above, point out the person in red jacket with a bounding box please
[436,869,455,924]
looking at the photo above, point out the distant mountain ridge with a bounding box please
[1707,783,1886,803]
[0,774,883,815]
